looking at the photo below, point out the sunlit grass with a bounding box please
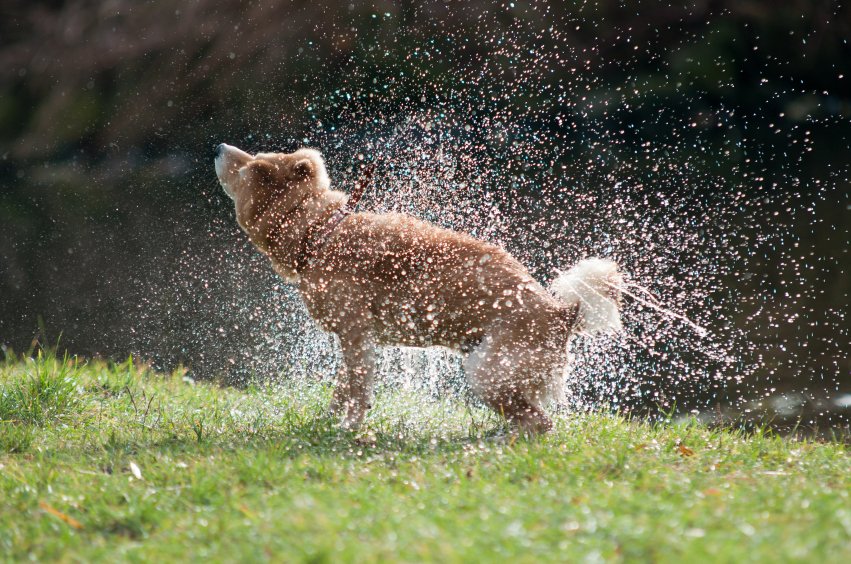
[0,350,82,426]
[1,350,849,561]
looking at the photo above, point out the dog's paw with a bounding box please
[339,415,363,432]
[340,405,371,432]
[353,431,378,447]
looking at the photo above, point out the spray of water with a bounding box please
[132,8,847,430]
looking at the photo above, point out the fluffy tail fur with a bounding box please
[551,258,623,334]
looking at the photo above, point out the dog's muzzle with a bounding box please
[214,143,253,198]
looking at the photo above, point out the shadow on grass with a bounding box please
[88,412,519,464]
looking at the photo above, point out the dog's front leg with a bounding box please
[332,332,376,430]
[327,365,348,416]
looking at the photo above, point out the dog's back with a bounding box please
[299,211,571,351]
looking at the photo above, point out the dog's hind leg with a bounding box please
[479,387,553,435]
[463,332,559,435]
[331,331,377,430]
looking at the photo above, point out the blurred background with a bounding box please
[1,0,848,433]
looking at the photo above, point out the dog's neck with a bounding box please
[243,187,347,280]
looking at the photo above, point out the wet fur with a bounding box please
[215,145,621,433]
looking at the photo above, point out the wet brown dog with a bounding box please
[214,144,622,433]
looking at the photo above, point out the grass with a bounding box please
[1,351,849,562]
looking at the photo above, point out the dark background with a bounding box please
[1,1,849,432]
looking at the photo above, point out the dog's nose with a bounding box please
[216,143,226,157]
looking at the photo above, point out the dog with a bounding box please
[214,144,622,433]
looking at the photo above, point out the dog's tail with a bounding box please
[550,258,623,334]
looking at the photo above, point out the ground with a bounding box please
[1,351,849,562]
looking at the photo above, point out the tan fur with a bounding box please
[215,144,616,433]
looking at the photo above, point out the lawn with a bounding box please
[1,350,849,562]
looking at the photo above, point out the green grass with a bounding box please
[1,351,849,562]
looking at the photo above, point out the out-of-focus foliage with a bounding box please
[1,1,848,157]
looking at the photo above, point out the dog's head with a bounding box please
[214,144,331,208]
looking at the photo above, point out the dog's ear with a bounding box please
[293,158,315,179]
